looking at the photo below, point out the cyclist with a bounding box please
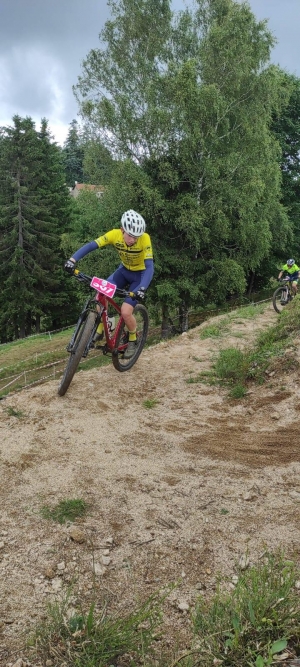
[64,210,154,359]
[278,259,300,296]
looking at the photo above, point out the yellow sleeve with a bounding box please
[142,233,153,260]
[95,229,119,248]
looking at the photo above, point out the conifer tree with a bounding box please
[0,116,75,340]
[62,119,84,187]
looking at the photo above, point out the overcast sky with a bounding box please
[0,0,299,146]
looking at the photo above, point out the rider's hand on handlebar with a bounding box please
[135,287,145,301]
[64,259,76,274]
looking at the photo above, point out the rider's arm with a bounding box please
[136,259,154,291]
[71,241,99,262]
[278,270,283,279]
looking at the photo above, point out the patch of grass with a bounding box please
[190,552,300,667]
[229,384,247,399]
[200,320,229,339]
[229,303,267,320]
[6,406,24,418]
[214,348,248,384]
[40,498,87,524]
[211,297,300,397]
[186,370,216,384]
[32,590,164,667]
[143,398,160,408]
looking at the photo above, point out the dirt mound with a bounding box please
[1,303,300,665]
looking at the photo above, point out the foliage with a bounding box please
[271,74,300,260]
[62,119,84,187]
[211,295,300,394]
[83,136,115,185]
[190,552,300,667]
[72,0,291,325]
[0,116,77,341]
[34,590,163,667]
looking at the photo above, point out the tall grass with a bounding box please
[189,552,300,667]
[33,591,163,667]
[211,296,300,395]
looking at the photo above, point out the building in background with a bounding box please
[69,182,105,198]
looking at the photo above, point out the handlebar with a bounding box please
[73,269,137,299]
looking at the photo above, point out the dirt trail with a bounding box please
[1,303,300,665]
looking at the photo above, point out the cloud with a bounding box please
[0,0,109,143]
[0,44,77,144]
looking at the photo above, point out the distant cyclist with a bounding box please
[64,210,154,359]
[278,259,300,295]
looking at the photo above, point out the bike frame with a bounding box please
[95,291,126,352]
[280,277,293,296]
[67,272,133,357]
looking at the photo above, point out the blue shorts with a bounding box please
[288,272,299,282]
[108,265,142,307]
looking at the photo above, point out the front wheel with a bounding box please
[272,286,290,314]
[112,304,149,372]
[58,311,97,396]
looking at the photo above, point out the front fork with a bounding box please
[67,298,103,355]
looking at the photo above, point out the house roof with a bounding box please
[70,182,105,198]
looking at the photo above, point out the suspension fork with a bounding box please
[67,297,101,353]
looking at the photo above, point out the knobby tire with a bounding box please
[272,286,290,314]
[112,304,149,372]
[58,311,97,396]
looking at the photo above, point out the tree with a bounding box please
[62,119,84,187]
[83,137,115,185]
[73,0,291,320]
[271,74,300,260]
[0,116,76,340]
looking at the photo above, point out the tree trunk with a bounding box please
[247,271,255,298]
[161,303,170,339]
[179,302,189,332]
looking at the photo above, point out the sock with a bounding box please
[96,322,104,335]
[128,330,137,342]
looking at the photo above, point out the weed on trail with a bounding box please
[6,406,24,418]
[143,398,160,408]
[186,552,300,667]
[40,498,87,524]
[196,298,300,398]
[30,553,300,667]
[32,590,164,667]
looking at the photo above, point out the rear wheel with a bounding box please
[58,311,97,396]
[272,287,290,314]
[112,304,149,372]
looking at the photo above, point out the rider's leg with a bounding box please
[121,302,136,338]
[292,280,298,295]
[104,265,142,357]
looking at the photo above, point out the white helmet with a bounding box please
[121,210,146,237]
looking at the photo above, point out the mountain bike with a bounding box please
[58,269,149,396]
[272,277,295,314]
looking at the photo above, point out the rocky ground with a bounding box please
[1,303,300,667]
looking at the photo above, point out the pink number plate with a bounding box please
[90,276,117,297]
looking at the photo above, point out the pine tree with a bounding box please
[0,116,76,341]
[62,119,84,187]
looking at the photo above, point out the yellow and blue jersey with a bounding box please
[95,229,153,272]
[282,263,300,275]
